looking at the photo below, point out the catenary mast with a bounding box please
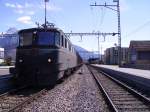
[90,0,122,65]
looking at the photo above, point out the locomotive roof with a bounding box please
[18,27,73,43]
[18,27,71,43]
[18,27,62,33]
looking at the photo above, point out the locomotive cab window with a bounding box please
[19,33,33,46]
[38,32,55,45]
[19,31,61,46]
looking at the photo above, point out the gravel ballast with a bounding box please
[20,65,109,112]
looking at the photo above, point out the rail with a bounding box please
[88,66,118,112]
[0,87,47,112]
[8,89,47,112]
[88,65,150,112]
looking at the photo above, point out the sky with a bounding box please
[0,0,150,54]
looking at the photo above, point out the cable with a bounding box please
[99,7,106,28]
[90,1,107,31]
[124,20,150,38]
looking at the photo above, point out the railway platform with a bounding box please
[93,64,150,79]
[0,66,12,76]
[0,66,14,94]
[92,64,150,94]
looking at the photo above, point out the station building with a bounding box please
[128,41,150,69]
[104,47,129,65]
[104,41,150,70]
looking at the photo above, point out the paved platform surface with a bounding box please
[0,66,13,76]
[93,64,150,79]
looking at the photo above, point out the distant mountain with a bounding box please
[0,32,18,48]
[73,45,100,61]
[6,27,18,34]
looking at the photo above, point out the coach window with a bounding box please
[55,32,60,46]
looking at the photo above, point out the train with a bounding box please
[10,24,82,86]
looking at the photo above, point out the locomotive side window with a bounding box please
[38,32,55,45]
[61,36,64,47]
[55,32,60,46]
[67,42,69,50]
[65,38,67,48]
[19,33,32,46]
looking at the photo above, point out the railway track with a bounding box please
[0,87,47,112]
[0,75,14,94]
[88,66,150,112]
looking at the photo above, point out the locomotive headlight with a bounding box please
[19,59,23,63]
[48,58,51,63]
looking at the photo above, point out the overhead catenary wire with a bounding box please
[99,7,106,29]
[124,20,150,38]
[90,1,107,30]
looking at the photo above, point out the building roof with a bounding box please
[129,41,150,50]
